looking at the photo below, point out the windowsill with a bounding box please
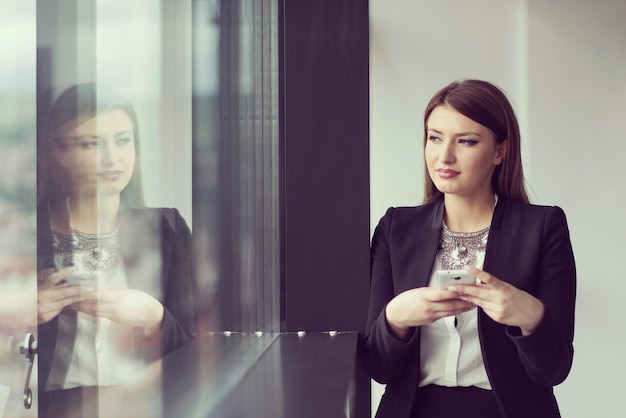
[95,331,359,417]
[207,332,359,418]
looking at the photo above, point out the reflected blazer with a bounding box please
[362,198,576,418]
[37,206,196,392]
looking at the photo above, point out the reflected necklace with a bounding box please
[437,223,490,270]
[64,197,122,273]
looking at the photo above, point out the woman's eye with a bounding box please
[459,139,478,146]
[78,141,98,149]
[428,135,442,142]
[116,135,132,145]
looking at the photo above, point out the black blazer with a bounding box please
[362,198,576,418]
[37,206,196,392]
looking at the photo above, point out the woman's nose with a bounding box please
[98,140,119,165]
[439,141,455,164]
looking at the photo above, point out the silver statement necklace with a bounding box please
[437,223,490,270]
[65,197,121,273]
[437,195,497,270]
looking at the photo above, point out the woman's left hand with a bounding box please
[450,266,544,336]
[76,288,164,328]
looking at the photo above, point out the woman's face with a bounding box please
[54,109,136,198]
[424,105,506,200]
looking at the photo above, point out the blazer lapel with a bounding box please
[119,208,164,298]
[393,200,444,293]
[37,202,78,390]
[482,197,503,274]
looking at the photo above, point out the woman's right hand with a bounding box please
[385,287,474,340]
[37,267,85,324]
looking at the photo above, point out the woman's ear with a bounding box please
[494,140,508,165]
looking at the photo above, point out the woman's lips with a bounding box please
[436,168,459,179]
[98,170,123,180]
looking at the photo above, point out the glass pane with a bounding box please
[196,0,279,335]
[36,0,195,416]
[0,0,38,416]
[189,1,279,414]
[33,0,279,416]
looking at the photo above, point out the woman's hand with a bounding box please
[76,288,164,328]
[37,267,85,324]
[451,266,544,336]
[385,287,474,340]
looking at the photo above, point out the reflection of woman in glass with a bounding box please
[37,83,195,417]
[363,80,576,418]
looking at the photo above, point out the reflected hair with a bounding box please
[38,83,145,207]
[422,79,529,204]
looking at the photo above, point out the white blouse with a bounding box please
[46,229,145,390]
[418,252,491,389]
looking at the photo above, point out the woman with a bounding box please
[36,83,195,417]
[363,79,576,418]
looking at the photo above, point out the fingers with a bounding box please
[75,290,121,318]
[39,284,83,301]
[424,288,474,315]
[388,287,475,330]
[53,266,76,284]
[38,285,84,313]
[425,293,475,318]
[434,304,474,318]
[39,266,75,287]
[37,268,55,287]
[37,287,84,324]
[454,268,542,331]
[426,288,469,301]
[449,267,506,298]
[465,266,502,287]
[449,284,482,299]
[449,283,493,308]
[433,298,473,311]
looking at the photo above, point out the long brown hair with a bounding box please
[422,79,529,204]
[37,83,145,207]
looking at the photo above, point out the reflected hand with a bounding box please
[385,287,474,340]
[451,266,544,336]
[76,288,164,328]
[37,267,85,324]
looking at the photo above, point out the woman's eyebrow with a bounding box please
[65,131,133,141]
[427,128,482,137]
[65,135,99,142]
[455,131,482,137]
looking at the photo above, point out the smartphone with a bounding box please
[435,269,476,289]
[65,270,99,288]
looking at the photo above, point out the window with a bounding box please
[11,0,279,416]
[2,1,369,416]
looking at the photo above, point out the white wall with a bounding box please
[526,1,626,416]
[370,0,626,416]
[370,0,529,226]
